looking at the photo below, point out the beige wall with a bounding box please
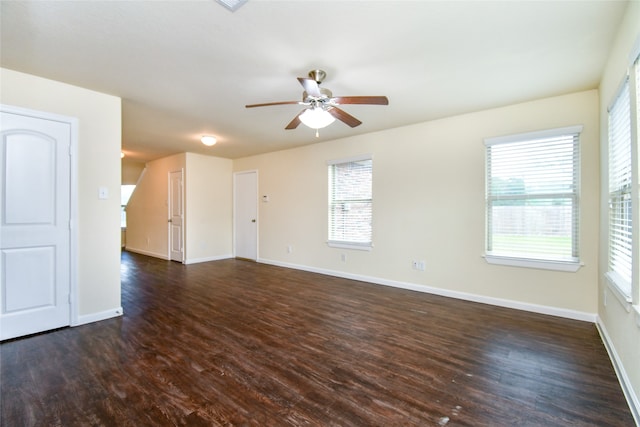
[122,159,145,185]
[126,153,185,259]
[185,153,233,263]
[234,89,600,317]
[598,0,640,417]
[125,152,233,263]
[0,67,122,320]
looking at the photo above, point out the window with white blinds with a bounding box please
[328,155,373,249]
[485,126,582,268]
[607,78,632,297]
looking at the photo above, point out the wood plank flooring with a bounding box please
[1,251,635,426]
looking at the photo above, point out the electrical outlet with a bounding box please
[417,261,426,271]
[341,253,347,263]
[412,260,418,269]
[287,245,293,253]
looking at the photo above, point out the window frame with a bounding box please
[606,76,633,302]
[327,154,373,251]
[484,126,583,272]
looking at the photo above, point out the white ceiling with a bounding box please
[0,0,629,162]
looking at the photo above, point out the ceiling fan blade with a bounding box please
[297,77,322,98]
[285,110,306,130]
[245,101,301,108]
[331,96,389,105]
[328,107,362,128]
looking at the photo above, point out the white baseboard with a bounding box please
[596,318,640,426]
[73,307,123,326]
[124,246,169,260]
[258,258,596,323]
[184,254,233,265]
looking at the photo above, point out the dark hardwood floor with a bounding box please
[1,251,634,426]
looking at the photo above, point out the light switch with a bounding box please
[98,186,109,200]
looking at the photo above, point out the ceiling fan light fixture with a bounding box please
[201,135,217,146]
[299,108,335,130]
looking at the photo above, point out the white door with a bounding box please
[0,109,72,340]
[169,170,184,262]
[234,171,258,260]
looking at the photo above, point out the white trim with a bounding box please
[326,153,372,165]
[124,246,170,260]
[327,241,373,251]
[484,254,582,272]
[596,318,640,426]
[184,254,233,265]
[258,257,596,322]
[75,307,123,326]
[606,272,633,311]
[70,116,79,327]
[0,104,80,329]
[634,305,640,329]
[484,125,583,146]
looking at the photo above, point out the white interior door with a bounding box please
[169,170,184,262]
[1,109,72,340]
[234,171,258,260]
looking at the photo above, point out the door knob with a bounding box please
[251,219,256,223]
[168,219,172,223]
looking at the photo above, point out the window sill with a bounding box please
[483,255,582,272]
[605,272,633,312]
[327,241,373,251]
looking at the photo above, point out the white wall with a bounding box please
[597,0,640,420]
[126,153,185,259]
[234,89,600,318]
[184,152,233,263]
[0,67,122,321]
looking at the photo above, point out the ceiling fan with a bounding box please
[245,69,388,135]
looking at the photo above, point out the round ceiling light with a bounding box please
[201,135,217,146]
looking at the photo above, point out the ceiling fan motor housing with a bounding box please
[303,88,333,104]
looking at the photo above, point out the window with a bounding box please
[121,185,136,228]
[328,155,373,250]
[484,126,582,271]
[607,78,632,298]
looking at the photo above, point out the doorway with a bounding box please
[234,170,258,261]
[169,170,184,262]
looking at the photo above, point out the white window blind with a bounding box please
[485,127,581,264]
[328,156,372,248]
[608,78,632,295]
